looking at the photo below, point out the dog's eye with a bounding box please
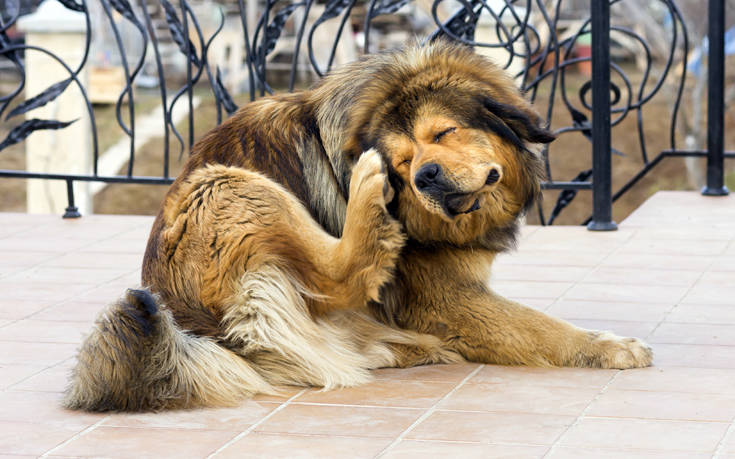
[401,159,411,166]
[433,127,456,143]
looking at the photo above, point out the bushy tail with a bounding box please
[64,289,273,412]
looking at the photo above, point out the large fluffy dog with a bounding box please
[65,41,652,412]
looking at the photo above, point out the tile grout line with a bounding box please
[1,356,74,393]
[38,415,111,458]
[205,389,307,459]
[712,415,735,459]
[541,369,622,458]
[542,229,637,312]
[643,254,719,342]
[373,364,485,458]
[2,263,143,329]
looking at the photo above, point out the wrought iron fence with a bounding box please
[0,0,731,226]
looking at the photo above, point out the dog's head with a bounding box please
[317,40,554,250]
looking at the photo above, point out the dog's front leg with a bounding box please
[444,290,653,369]
[392,250,652,369]
[295,149,405,313]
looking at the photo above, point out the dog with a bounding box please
[64,40,652,412]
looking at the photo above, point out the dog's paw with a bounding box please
[587,331,653,369]
[350,149,393,210]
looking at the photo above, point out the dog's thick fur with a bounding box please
[65,41,652,412]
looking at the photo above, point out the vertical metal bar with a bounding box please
[587,0,618,231]
[62,179,81,219]
[702,0,730,196]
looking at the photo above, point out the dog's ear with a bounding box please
[480,97,556,148]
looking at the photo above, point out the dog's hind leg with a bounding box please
[173,149,404,317]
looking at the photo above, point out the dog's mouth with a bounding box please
[443,193,481,217]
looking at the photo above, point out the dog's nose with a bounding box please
[414,163,443,192]
[485,167,502,185]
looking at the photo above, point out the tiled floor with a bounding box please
[0,190,734,458]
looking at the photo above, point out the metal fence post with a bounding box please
[702,0,730,196]
[587,0,618,231]
[17,1,93,216]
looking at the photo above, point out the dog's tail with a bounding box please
[63,289,273,412]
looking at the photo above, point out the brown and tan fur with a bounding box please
[65,40,652,412]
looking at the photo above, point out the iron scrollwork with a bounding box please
[0,0,711,223]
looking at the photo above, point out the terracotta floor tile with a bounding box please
[522,227,632,252]
[1,266,128,284]
[0,298,56,320]
[585,388,735,421]
[295,380,455,408]
[0,267,18,279]
[41,252,142,270]
[437,382,599,415]
[1,195,734,456]
[29,300,106,322]
[582,266,702,287]
[649,323,735,346]
[0,363,47,390]
[630,227,734,241]
[559,417,728,452]
[490,264,590,282]
[0,420,84,456]
[653,344,735,368]
[609,366,735,395]
[0,341,78,365]
[666,304,735,324]
[256,404,421,438]
[547,446,711,459]
[506,297,558,310]
[600,253,715,271]
[722,428,735,455]
[561,282,688,304]
[215,432,390,459]
[103,401,279,431]
[405,410,574,444]
[468,365,616,389]
[493,250,607,267]
[383,440,548,458]
[618,239,730,256]
[0,391,103,429]
[490,280,572,299]
[698,270,735,284]
[75,283,144,303]
[518,225,539,239]
[710,256,735,272]
[547,300,672,322]
[570,319,659,339]
[0,280,94,302]
[251,386,305,402]
[114,223,156,241]
[0,319,91,344]
[77,238,147,254]
[0,251,58,268]
[11,360,74,393]
[371,363,480,383]
[53,426,240,459]
[0,237,92,253]
[681,283,735,305]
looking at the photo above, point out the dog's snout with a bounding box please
[485,167,502,185]
[414,163,443,192]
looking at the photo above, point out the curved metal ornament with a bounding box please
[0,0,696,225]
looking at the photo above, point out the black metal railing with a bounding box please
[0,0,731,226]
